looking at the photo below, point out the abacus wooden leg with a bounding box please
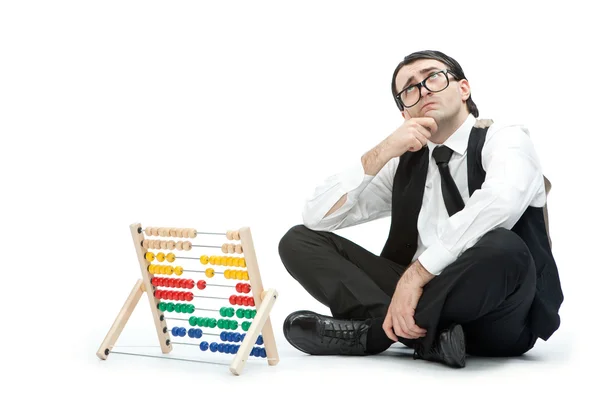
[229,288,278,375]
[96,279,144,360]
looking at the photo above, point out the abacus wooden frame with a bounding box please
[95,222,280,376]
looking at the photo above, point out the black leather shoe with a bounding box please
[414,323,466,368]
[283,310,370,355]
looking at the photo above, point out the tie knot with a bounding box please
[432,145,453,165]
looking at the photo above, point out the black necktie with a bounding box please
[432,145,465,216]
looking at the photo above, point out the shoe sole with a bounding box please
[440,324,466,368]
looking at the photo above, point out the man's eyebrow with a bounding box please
[400,67,441,91]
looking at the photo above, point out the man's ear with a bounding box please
[460,79,471,102]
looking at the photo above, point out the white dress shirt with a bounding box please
[301,113,548,276]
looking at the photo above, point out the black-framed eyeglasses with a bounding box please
[395,69,457,109]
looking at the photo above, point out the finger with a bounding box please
[413,117,438,135]
[404,314,427,337]
[383,312,398,342]
[414,123,432,141]
[398,314,420,339]
[393,315,413,339]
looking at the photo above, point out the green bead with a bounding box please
[218,319,225,329]
[187,305,195,314]
[227,308,235,318]
[242,321,251,331]
[209,318,217,328]
[230,320,238,330]
[236,309,244,319]
[189,316,197,326]
[174,303,182,313]
[220,307,227,317]
[167,303,175,312]
[244,309,252,319]
[252,310,257,318]
[158,302,167,312]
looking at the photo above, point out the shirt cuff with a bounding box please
[417,236,457,276]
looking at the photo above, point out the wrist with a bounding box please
[400,260,434,287]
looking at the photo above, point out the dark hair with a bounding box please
[390,50,479,117]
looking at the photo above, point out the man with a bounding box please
[278,50,563,368]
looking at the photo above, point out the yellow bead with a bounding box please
[200,255,208,265]
[166,253,176,263]
[166,266,173,275]
[160,266,167,275]
[232,258,239,267]
[156,252,165,262]
[240,258,246,267]
[206,268,215,278]
[243,271,249,281]
[224,269,231,279]
[209,256,215,265]
[174,266,183,276]
[236,270,244,280]
[216,256,223,266]
[145,252,155,262]
[227,257,233,266]
[148,264,155,274]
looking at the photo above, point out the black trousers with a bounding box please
[278,224,538,357]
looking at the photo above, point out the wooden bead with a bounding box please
[227,244,234,253]
[235,244,243,254]
[176,228,184,238]
[170,228,178,237]
[176,241,183,251]
[233,231,240,240]
[222,243,228,253]
[188,229,196,238]
[183,241,192,251]
[160,241,168,249]
[167,240,175,250]
[144,227,153,236]
[183,229,189,238]
[142,240,149,249]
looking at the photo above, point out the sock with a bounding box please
[366,317,395,354]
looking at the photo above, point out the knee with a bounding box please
[278,224,312,260]
[475,228,535,276]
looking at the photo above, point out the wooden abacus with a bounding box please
[96,222,279,376]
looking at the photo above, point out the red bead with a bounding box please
[249,297,255,307]
[197,280,206,290]
[169,278,177,288]
[154,289,161,298]
[168,291,175,300]
[236,283,242,293]
[243,284,251,294]
[242,297,249,306]
[177,279,184,288]
[158,278,165,287]
[229,295,237,305]
[186,292,193,302]
[186,279,194,289]
[236,296,244,306]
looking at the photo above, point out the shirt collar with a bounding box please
[427,113,476,157]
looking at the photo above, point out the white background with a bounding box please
[1,1,597,398]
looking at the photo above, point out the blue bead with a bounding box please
[218,343,225,353]
[197,328,203,339]
[256,335,263,345]
[179,327,187,337]
[233,333,241,343]
[210,342,218,352]
[233,345,239,354]
[227,332,234,342]
[200,341,208,351]
[261,348,267,358]
[224,344,232,354]
[250,347,256,357]
[220,331,227,341]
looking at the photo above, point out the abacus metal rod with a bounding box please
[109,350,278,363]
